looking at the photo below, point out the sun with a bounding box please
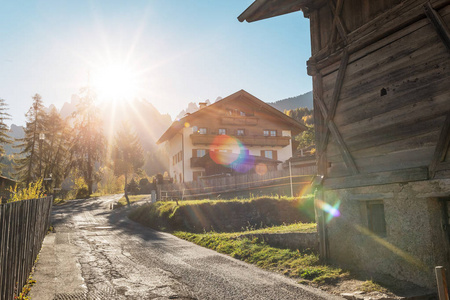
[92,62,139,102]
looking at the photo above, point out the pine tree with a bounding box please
[69,87,105,195]
[0,98,12,173]
[41,107,71,191]
[14,94,47,185]
[112,121,144,206]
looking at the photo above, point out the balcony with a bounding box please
[190,134,216,145]
[221,116,258,126]
[239,135,291,147]
[190,134,291,147]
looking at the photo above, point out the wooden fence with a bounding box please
[159,165,317,200]
[0,197,53,300]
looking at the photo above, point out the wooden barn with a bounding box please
[239,0,450,289]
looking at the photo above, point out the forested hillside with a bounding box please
[267,91,313,111]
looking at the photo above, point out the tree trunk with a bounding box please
[124,172,130,207]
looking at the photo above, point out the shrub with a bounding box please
[8,179,45,202]
[75,187,89,199]
[138,178,153,194]
[129,196,315,233]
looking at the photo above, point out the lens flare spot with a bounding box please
[316,198,341,223]
[209,135,254,173]
[255,163,268,175]
[184,122,190,128]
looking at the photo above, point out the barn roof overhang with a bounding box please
[238,0,313,23]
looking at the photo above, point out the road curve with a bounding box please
[30,195,343,300]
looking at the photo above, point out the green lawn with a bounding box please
[117,194,150,206]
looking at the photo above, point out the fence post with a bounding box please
[289,161,293,197]
[436,266,449,300]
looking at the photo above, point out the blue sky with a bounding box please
[0,1,311,126]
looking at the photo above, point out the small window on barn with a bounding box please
[367,201,387,237]
[237,129,245,136]
[219,128,226,135]
[198,128,207,134]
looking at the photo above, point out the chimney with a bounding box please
[199,102,207,109]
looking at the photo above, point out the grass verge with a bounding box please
[174,230,347,285]
[117,194,150,207]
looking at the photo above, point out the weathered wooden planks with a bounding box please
[328,130,440,161]
[324,167,429,189]
[313,4,450,181]
[310,0,450,72]
[328,146,435,177]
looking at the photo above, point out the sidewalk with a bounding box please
[30,229,87,299]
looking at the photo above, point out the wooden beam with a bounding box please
[314,189,328,262]
[313,74,328,176]
[328,0,348,45]
[319,50,349,152]
[424,1,450,52]
[314,93,359,175]
[328,49,349,120]
[324,167,429,189]
[429,113,450,178]
[328,120,359,175]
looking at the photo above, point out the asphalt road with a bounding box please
[31,195,343,300]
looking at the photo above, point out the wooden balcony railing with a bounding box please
[221,116,258,126]
[190,134,291,147]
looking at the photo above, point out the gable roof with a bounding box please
[156,89,307,144]
[238,0,310,23]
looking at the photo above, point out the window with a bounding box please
[264,129,277,136]
[261,150,277,160]
[219,128,227,135]
[237,129,245,136]
[199,128,207,134]
[264,150,273,159]
[174,152,182,164]
[240,111,246,116]
[367,201,387,236]
[196,149,206,157]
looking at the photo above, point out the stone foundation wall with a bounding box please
[324,179,450,288]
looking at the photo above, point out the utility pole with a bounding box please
[39,133,45,177]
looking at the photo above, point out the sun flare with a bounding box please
[92,63,139,102]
